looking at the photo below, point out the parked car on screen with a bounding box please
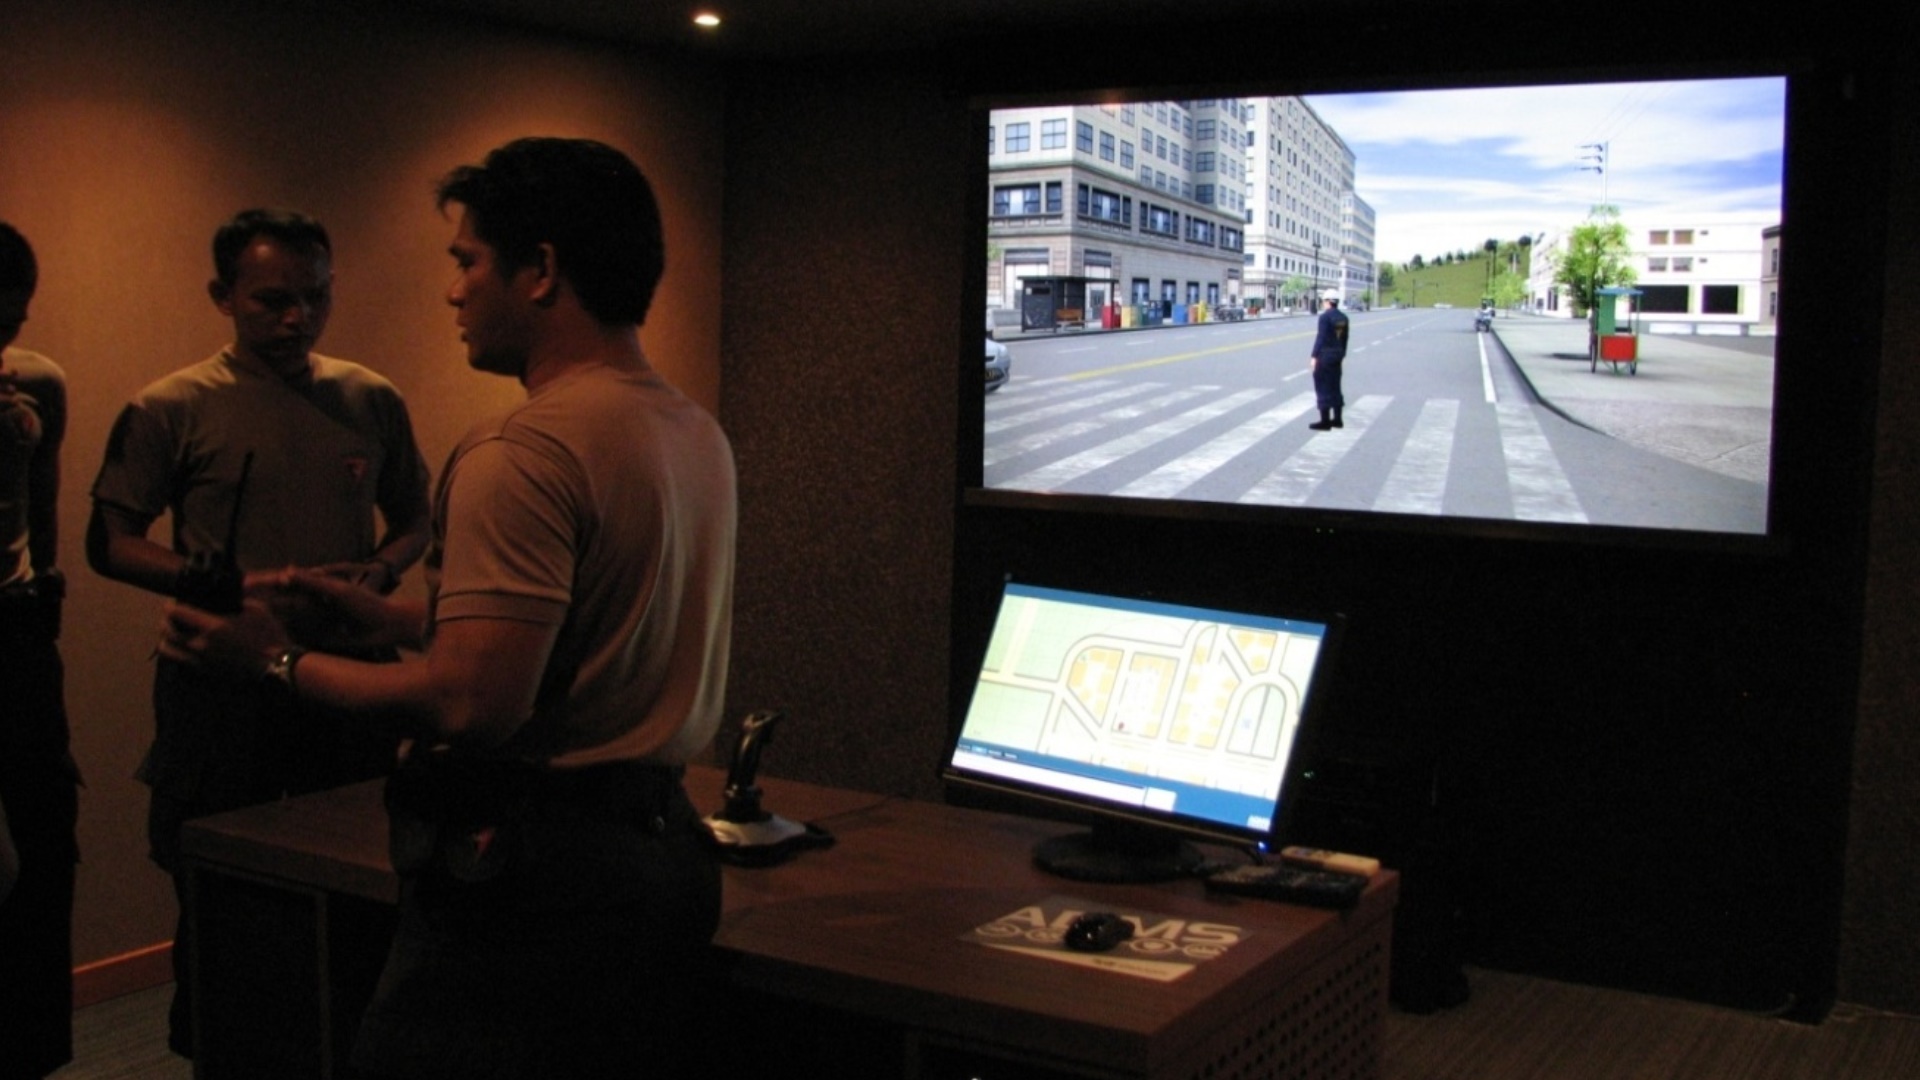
[985,338,1011,393]
[1214,303,1246,322]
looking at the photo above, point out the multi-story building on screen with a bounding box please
[985,95,1373,321]
[1242,97,1373,311]
[986,100,1251,319]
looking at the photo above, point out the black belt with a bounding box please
[384,751,693,893]
[387,750,685,830]
[525,759,687,826]
[0,570,64,600]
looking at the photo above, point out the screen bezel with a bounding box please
[957,61,1805,559]
[941,580,1348,855]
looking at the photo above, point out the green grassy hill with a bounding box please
[1381,249,1532,309]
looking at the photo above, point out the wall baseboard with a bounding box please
[73,941,173,1009]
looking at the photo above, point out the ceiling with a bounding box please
[397,0,1324,58]
[394,0,1881,67]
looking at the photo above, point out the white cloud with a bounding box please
[1308,78,1785,263]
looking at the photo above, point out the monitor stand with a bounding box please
[1032,823,1207,883]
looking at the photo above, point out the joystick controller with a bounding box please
[703,710,834,866]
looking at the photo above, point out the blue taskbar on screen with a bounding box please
[949,739,1281,833]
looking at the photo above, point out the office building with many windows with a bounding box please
[1333,189,1379,306]
[986,100,1251,319]
[1242,97,1373,311]
[1527,212,1777,331]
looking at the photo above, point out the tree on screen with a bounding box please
[1552,205,1637,316]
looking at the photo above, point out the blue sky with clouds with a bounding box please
[1303,78,1786,265]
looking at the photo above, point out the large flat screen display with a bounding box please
[944,581,1342,881]
[972,75,1787,548]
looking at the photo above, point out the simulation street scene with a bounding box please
[982,78,1783,538]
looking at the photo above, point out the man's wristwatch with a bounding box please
[362,558,400,594]
[262,646,309,694]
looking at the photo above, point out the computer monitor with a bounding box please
[944,580,1344,882]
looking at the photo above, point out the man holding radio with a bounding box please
[88,208,431,1057]
[162,138,736,1079]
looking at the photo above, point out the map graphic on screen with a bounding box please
[950,584,1333,844]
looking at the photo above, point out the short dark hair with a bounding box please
[212,209,331,288]
[0,222,37,296]
[435,137,665,327]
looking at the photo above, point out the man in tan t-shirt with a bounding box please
[162,139,736,1080]
[87,208,431,1058]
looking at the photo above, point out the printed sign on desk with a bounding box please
[966,895,1251,982]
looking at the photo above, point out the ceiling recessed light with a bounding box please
[693,12,722,29]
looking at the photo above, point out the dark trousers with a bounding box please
[1313,357,1345,412]
[0,590,78,1080]
[146,656,400,1056]
[351,758,724,1080]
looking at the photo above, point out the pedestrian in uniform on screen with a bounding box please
[1309,295,1349,431]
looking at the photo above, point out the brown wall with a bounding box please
[2,0,724,971]
[718,62,966,801]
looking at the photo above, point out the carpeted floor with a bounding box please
[1384,968,1920,1080]
[49,968,1920,1078]
[52,985,189,1079]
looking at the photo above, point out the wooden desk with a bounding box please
[180,768,1396,1080]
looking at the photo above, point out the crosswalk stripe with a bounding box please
[1116,393,1317,498]
[1241,396,1388,507]
[985,382,1588,523]
[1375,399,1459,515]
[985,385,1217,467]
[1495,403,1587,523]
[985,380,1144,433]
[1002,389,1269,490]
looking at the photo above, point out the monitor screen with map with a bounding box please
[943,581,1343,882]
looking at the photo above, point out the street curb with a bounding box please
[1484,326,1606,437]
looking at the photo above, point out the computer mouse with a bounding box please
[1063,911,1134,952]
